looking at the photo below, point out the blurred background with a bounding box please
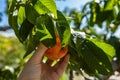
[0,0,120,80]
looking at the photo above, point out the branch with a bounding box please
[69,70,74,80]
[0,26,11,31]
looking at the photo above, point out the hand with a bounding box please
[18,44,70,80]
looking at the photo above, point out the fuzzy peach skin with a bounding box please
[44,34,68,60]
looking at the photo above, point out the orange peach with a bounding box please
[44,34,68,60]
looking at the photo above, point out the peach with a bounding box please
[44,34,68,60]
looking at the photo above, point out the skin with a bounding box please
[18,44,70,80]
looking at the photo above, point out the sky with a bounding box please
[56,0,90,11]
[0,0,90,27]
[0,0,8,27]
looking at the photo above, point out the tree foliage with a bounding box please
[5,0,120,79]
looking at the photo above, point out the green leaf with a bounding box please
[70,31,86,57]
[116,11,120,21]
[69,31,114,75]
[96,10,114,24]
[35,14,56,47]
[104,0,115,11]
[31,0,37,5]
[108,36,120,60]
[8,1,20,41]
[56,10,71,47]
[25,4,39,24]
[18,6,26,25]
[68,43,93,74]
[89,2,100,26]
[19,19,34,42]
[24,35,39,57]
[34,0,57,18]
[81,39,113,75]
[9,15,19,39]
[8,1,13,14]
[88,38,115,59]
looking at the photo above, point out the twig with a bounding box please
[69,70,74,80]
[0,26,11,31]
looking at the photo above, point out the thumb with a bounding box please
[27,44,48,64]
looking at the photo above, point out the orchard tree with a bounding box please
[3,0,120,80]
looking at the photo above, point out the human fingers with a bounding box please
[54,54,70,76]
[27,44,48,64]
[46,59,53,66]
